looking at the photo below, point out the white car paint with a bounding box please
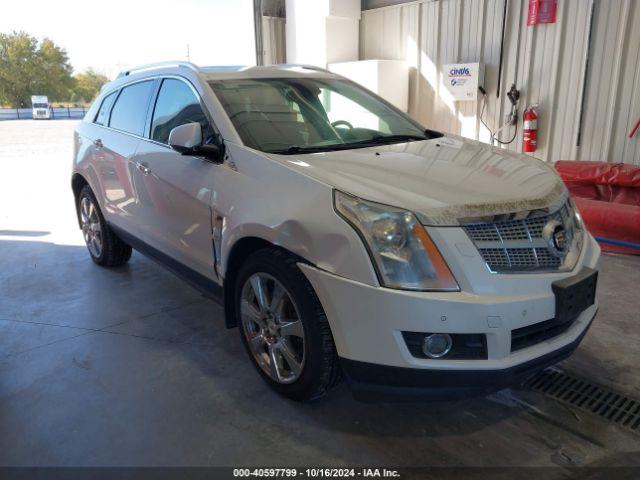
[72,63,600,397]
[300,232,599,368]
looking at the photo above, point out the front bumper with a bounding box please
[299,234,600,399]
[340,315,594,401]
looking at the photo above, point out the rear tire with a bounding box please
[235,247,341,401]
[78,185,132,267]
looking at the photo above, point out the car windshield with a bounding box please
[208,77,438,154]
[33,103,48,108]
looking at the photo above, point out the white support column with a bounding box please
[285,0,360,67]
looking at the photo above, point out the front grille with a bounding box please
[511,317,576,352]
[463,200,574,272]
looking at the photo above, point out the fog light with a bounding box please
[422,333,452,358]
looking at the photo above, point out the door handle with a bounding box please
[93,139,103,149]
[136,162,151,175]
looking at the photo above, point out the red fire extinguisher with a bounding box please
[523,105,538,153]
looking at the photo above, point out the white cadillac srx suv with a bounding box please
[72,62,600,401]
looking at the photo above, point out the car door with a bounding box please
[98,80,156,242]
[83,91,117,203]
[131,77,219,280]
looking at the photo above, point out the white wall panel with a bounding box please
[262,16,286,65]
[361,0,640,165]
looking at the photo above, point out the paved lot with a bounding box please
[1,120,639,468]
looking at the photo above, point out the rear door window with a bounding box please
[94,91,116,126]
[150,78,213,144]
[109,80,154,136]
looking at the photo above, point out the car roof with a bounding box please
[114,62,337,82]
[203,65,337,80]
[93,62,343,145]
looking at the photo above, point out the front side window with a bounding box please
[150,78,213,144]
[109,80,154,136]
[209,77,432,154]
[94,92,116,126]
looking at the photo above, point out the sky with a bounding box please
[0,0,257,79]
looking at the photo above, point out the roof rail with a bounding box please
[275,64,332,73]
[199,65,248,72]
[117,61,200,78]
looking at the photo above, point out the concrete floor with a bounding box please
[1,120,639,468]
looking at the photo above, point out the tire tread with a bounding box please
[237,247,342,401]
[79,185,132,267]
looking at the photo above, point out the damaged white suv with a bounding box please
[72,62,600,401]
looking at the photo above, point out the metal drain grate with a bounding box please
[526,368,640,432]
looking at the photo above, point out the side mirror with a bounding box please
[168,122,223,162]
[168,122,202,152]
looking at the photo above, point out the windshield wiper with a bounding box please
[340,134,428,148]
[340,129,444,148]
[269,130,444,155]
[369,134,427,143]
[270,144,350,155]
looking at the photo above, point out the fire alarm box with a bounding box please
[441,63,485,101]
[528,0,557,25]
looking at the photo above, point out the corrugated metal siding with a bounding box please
[360,0,640,165]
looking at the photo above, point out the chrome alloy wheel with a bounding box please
[80,196,103,258]
[240,273,305,384]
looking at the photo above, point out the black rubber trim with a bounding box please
[511,316,576,352]
[341,313,596,402]
[109,223,223,304]
[552,266,598,324]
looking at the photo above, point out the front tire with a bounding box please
[235,247,341,401]
[78,185,132,267]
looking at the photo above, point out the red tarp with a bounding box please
[555,161,640,255]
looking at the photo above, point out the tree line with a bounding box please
[0,31,109,108]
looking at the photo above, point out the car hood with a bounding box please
[266,135,567,225]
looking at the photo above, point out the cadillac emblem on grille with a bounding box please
[542,219,568,257]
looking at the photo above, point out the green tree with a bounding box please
[71,69,109,105]
[38,38,74,102]
[0,32,39,107]
[0,31,73,107]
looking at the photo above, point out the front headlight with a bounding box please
[569,198,585,251]
[571,199,584,231]
[334,191,459,291]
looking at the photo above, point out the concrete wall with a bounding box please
[360,0,640,165]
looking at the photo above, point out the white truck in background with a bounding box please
[31,95,51,119]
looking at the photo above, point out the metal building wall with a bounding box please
[360,0,640,165]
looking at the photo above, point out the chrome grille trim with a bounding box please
[463,200,580,273]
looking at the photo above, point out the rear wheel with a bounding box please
[78,185,132,267]
[236,247,341,401]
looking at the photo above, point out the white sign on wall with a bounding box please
[442,63,485,101]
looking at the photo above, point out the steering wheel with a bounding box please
[331,120,354,130]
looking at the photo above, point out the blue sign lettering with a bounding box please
[449,67,471,77]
